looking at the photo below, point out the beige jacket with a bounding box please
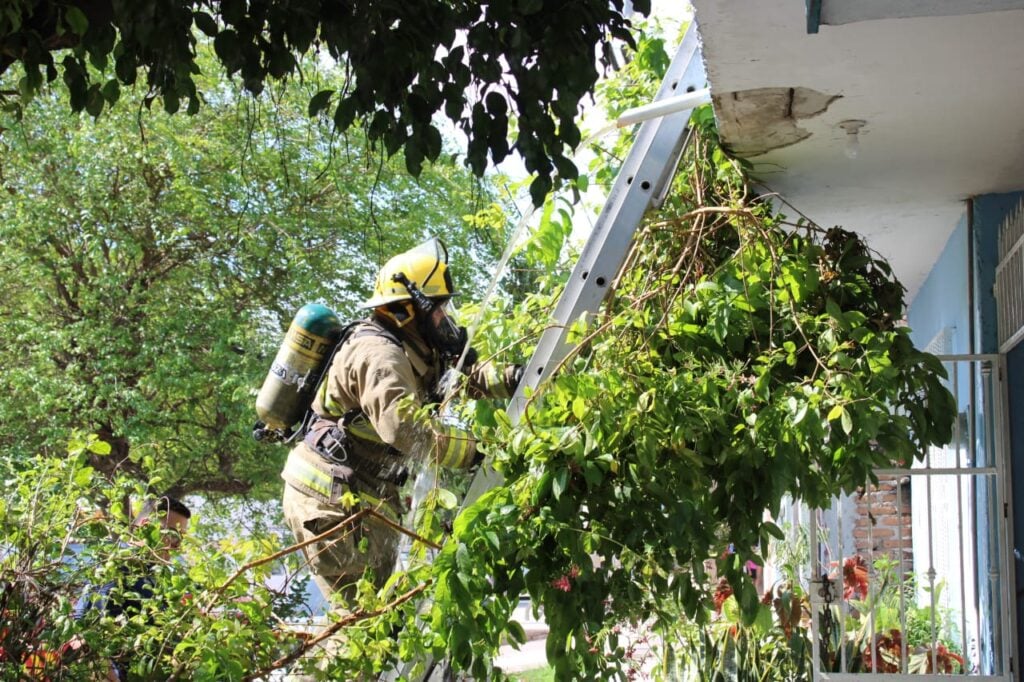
[312,317,516,471]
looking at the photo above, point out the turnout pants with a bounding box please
[281,443,402,604]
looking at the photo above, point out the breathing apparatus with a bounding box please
[252,239,474,444]
[389,271,474,366]
[252,303,347,443]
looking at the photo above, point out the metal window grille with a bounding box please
[807,355,1015,681]
[995,199,1024,352]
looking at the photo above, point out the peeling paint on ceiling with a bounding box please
[690,0,1024,302]
[712,87,841,157]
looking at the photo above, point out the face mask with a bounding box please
[420,301,469,363]
[391,271,471,364]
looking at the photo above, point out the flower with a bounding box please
[550,564,581,592]
[843,555,869,600]
[712,577,732,613]
[862,629,902,673]
[551,576,572,592]
[931,644,965,674]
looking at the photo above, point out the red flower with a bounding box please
[550,564,581,592]
[843,555,869,600]
[862,629,902,673]
[931,644,965,674]
[712,577,733,613]
[551,576,572,592]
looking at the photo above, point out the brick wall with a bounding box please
[852,475,913,575]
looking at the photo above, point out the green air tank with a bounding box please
[255,304,344,433]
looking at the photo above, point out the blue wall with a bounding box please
[974,192,1024,672]
[907,216,969,353]
[907,192,1021,354]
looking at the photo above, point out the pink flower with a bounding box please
[551,576,572,592]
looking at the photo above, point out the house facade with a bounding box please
[689,1,1024,677]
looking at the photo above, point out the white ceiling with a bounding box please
[689,0,1024,302]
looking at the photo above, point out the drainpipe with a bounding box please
[968,198,976,354]
[806,0,822,34]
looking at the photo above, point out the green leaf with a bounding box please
[721,595,739,624]
[307,89,334,117]
[405,137,424,176]
[507,620,527,645]
[435,488,458,510]
[213,30,241,71]
[332,97,357,131]
[65,6,89,35]
[571,397,585,420]
[101,78,120,104]
[752,603,773,634]
[825,298,844,324]
[193,11,219,37]
[736,579,759,623]
[74,466,94,486]
[88,440,112,456]
[552,467,568,500]
[761,521,785,540]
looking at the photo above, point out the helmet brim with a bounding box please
[360,292,457,309]
[360,293,407,309]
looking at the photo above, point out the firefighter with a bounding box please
[280,238,521,604]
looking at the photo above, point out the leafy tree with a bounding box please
[0,0,649,204]
[0,49,515,497]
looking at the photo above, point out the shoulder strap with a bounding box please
[302,318,402,427]
[348,317,402,347]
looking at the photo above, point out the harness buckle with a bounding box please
[317,426,349,464]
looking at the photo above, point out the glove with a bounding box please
[462,346,479,369]
[435,368,463,400]
[505,364,525,394]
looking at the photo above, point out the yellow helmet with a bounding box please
[362,238,455,309]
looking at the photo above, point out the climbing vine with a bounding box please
[414,107,955,678]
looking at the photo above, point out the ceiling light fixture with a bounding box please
[838,119,867,159]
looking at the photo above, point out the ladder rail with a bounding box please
[462,22,706,508]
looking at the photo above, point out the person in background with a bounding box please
[67,496,192,681]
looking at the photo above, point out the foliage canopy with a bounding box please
[431,108,954,678]
[0,0,648,204]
